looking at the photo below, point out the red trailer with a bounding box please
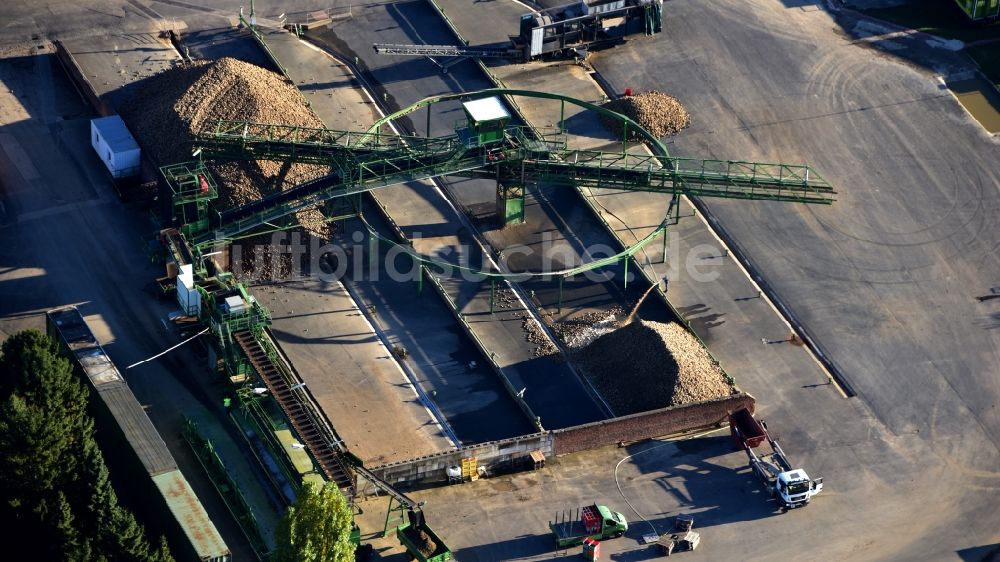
[729,408,766,449]
[728,408,824,509]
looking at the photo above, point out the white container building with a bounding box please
[90,115,141,179]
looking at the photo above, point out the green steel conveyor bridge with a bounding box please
[158,88,835,505]
[168,89,833,251]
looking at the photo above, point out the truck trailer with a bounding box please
[730,408,823,510]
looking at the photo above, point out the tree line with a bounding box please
[0,330,173,561]
[0,328,360,562]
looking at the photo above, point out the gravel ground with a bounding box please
[601,90,690,139]
[576,320,733,415]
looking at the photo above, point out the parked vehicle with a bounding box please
[730,408,823,509]
[549,504,628,547]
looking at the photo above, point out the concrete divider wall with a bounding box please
[366,394,754,487]
[368,432,553,486]
[552,393,755,456]
[54,42,114,116]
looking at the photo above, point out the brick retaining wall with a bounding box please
[552,393,755,455]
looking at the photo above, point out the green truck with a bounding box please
[396,520,452,562]
[549,504,628,548]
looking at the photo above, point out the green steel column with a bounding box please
[623,256,629,290]
[417,263,424,295]
[622,121,628,155]
[560,100,566,133]
[426,106,432,138]
[383,497,397,536]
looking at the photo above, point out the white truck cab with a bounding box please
[776,469,823,509]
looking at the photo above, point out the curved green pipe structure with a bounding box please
[355,205,673,281]
[362,88,671,158]
[358,88,675,280]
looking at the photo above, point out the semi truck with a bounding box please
[729,408,823,510]
[549,504,628,547]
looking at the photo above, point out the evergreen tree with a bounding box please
[50,491,93,561]
[0,329,173,562]
[274,481,356,562]
[0,330,92,497]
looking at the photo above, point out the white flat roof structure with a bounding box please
[462,96,510,122]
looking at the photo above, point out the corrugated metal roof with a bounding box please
[462,97,510,123]
[152,471,231,560]
[49,308,173,474]
[49,308,229,561]
[98,382,177,476]
[92,115,140,154]
[48,307,98,350]
[77,347,124,386]
[48,308,122,387]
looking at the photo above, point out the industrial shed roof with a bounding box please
[47,307,175,475]
[98,382,177,476]
[152,470,231,560]
[462,96,510,123]
[92,115,140,153]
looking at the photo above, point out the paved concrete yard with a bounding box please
[274,24,607,429]
[0,48,264,559]
[595,0,1000,481]
[254,276,455,465]
[353,0,1000,558]
[60,33,181,109]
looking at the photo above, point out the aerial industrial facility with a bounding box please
[0,0,997,560]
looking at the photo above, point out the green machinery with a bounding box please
[169,88,833,258]
[158,85,834,506]
[156,88,835,552]
[952,0,999,21]
[162,161,219,239]
[159,87,834,377]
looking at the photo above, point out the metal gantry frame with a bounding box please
[161,161,219,238]
[158,88,837,526]
[161,89,835,321]
[178,90,832,248]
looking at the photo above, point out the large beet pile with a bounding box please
[120,57,331,210]
[600,91,690,139]
[576,320,732,415]
[119,57,333,278]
